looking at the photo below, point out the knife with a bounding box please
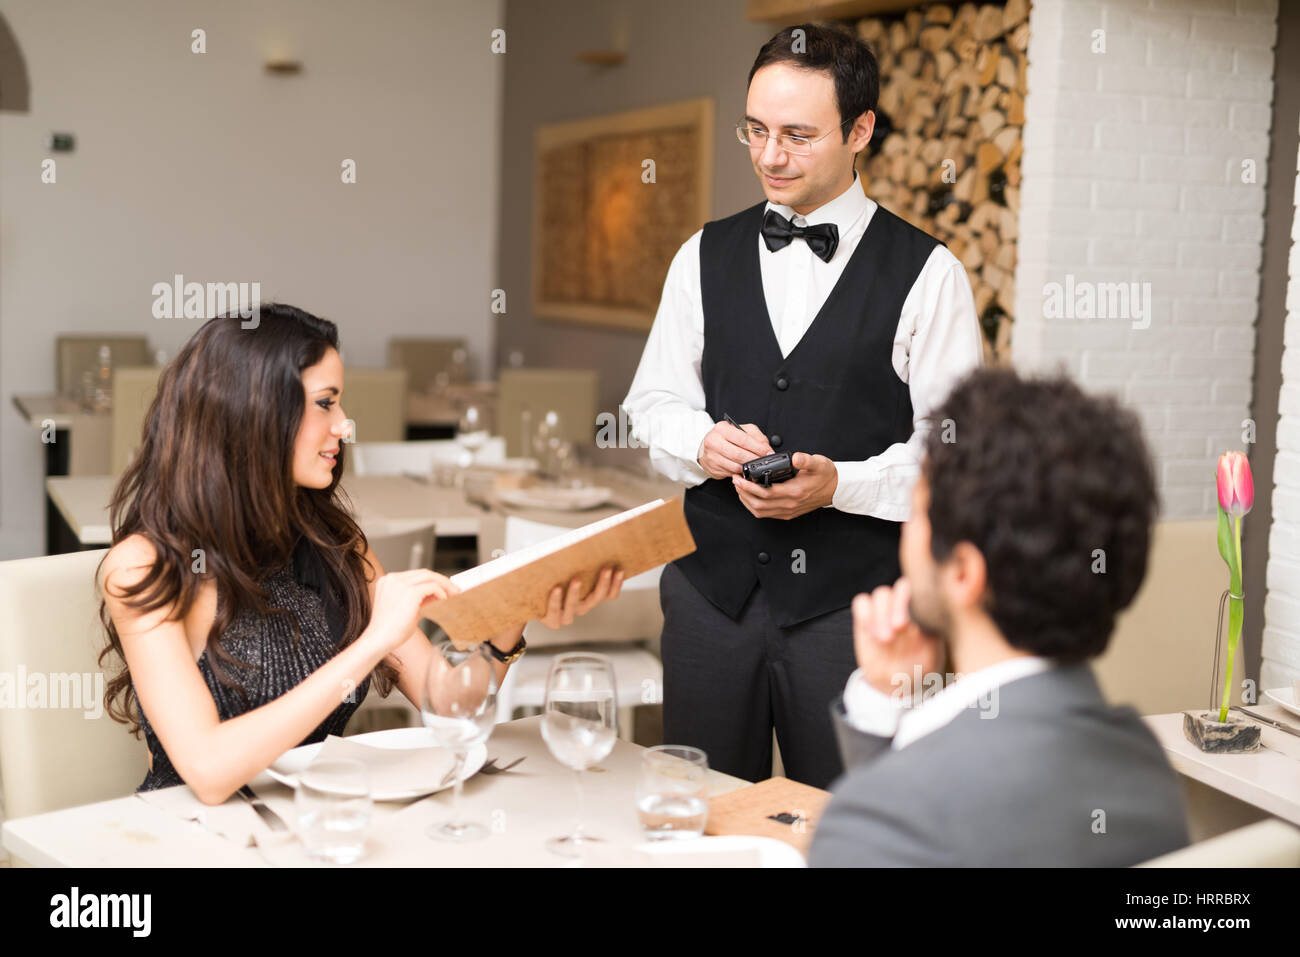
[238,784,290,831]
[1231,706,1300,739]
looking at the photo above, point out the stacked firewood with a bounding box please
[855,0,1029,364]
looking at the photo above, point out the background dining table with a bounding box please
[1,716,764,868]
[44,463,682,552]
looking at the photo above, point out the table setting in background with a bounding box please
[40,388,681,551]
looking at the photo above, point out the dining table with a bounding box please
[0,716,791,868]
[45,462,683,550]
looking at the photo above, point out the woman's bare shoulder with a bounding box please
[101,533,160,594]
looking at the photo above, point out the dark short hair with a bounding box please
[921,368,1158,662]
[748,22,879,143]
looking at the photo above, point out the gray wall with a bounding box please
[0,0,504,558]
[495,0,776,422]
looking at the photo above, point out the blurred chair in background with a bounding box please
[387,337,468,395]
[56,335,151,400]
[339,368,407,444]
[66,413,112,475]
[343,520,438,735]
[365,520,437,579]
[497,368,598,459]
[109,367,162,475]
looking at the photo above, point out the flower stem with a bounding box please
[1219,517,1244,723]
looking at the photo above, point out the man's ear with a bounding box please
[943,541,989,613]
[850,110,875,155]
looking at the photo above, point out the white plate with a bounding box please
[267,726,488,801]
[1263,687,1300,719]
[497,486,613,510]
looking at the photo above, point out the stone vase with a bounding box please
[1182,710,1261,754]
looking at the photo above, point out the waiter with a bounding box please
[623,23,983,789]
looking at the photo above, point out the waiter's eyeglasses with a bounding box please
[736,118,852,156]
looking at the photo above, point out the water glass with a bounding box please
[636,745,709,840]
[294,758,372,865]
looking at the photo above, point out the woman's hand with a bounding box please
[364,569,460,655]
[539,565,625,628]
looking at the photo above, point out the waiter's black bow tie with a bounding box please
[761,209,839,263]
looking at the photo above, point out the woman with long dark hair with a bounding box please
[97,304,622,805]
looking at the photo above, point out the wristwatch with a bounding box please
[485,631,527,664]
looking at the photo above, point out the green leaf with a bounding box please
[1217,507,1236,579]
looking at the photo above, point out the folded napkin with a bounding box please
[574,840,764,868]
[136,784,297,850]
[306,733,456,796]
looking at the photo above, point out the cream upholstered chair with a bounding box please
[0,549,149,835]
[56,335,151,398]
[347,437,507,476]
[342,520,438,734]
[1137,819,1300,867]
[66,412,112,475]
[483,515,663,740]
[497,368,598,458]
[365,520,437,578]
[387,337,467,396]
[340,368,407,445]
[109,366,162,475]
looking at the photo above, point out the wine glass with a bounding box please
[533,410,564,479]
[455,403,489,466]
[448,347,470,387]
[420,639,498,842]
[540,653,618,857]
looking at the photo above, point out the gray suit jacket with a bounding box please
[808,664,1190,867]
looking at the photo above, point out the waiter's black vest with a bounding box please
[675,200,941,627]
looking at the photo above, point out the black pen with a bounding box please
[724,413,744,431]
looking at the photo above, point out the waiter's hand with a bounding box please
[697,420,773,480]
[852,578,945,700]
[732,452,838,520]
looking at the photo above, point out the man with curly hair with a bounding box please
[809,367,1190,866]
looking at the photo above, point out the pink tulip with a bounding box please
[1216,452,1254,518]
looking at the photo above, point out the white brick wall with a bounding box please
[1262,118,1300,690]
[1012,0,1277,519]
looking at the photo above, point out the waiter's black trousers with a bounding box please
[659,562,857,790]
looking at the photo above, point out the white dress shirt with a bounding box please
[841,655,1055,749]
[622,172,985,521]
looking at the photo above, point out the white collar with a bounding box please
[765,170,869,228]
[891,655,1055,750]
